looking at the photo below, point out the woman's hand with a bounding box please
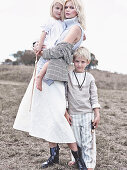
[65,110,72,125]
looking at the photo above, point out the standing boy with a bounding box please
[65,47,100,170]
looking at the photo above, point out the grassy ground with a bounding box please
[0,65,127,170]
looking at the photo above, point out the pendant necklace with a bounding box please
[73,71,86,91]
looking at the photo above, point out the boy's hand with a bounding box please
[65,110,72,125]
[93,109,100,129]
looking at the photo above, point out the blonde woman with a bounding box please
[13,0,87,169]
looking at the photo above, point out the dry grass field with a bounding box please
[0,65,127,170]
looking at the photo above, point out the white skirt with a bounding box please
[13,61,76,143]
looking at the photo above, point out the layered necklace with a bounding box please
[73,70,86,91]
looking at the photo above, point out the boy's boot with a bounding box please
[77,145,82,157]
[77,145,87,168]
[71,150,87,170]
[42,144,60,168]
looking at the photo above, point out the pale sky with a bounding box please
[0,0,127,74]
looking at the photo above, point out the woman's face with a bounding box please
[64,1,77,19]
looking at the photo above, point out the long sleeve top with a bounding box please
[42,42,74,82]
[67,70,100,115]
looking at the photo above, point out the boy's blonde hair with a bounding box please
[73,47,91,62]
[50,0,65,21]
[65,0,86,30]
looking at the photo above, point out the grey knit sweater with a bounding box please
[42,42,74,82]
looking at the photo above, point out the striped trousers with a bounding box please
[70,112,96,169]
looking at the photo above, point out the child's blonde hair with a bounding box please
[73,47,91,62]
[50,0,65,21]
[65,0,86,30]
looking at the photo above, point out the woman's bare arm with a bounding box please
[33,25,82,60]
[63,25,82,44]
[34,25,82,56]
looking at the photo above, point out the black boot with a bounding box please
[77,145,82,158]
[77,146,87,170]
[71,150,87,170]
[42,144,60,169]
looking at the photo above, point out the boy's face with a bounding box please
[73,56,90,73]
[52,3,63,20]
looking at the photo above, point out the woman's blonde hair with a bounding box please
[73,47,91,62]
[65,0,86,30]
[50,0,65,21]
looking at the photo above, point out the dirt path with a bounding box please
[0,80,27,86]
[0,80,127,170]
